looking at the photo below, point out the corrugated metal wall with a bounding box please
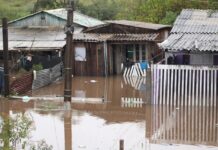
[32,62,63,90]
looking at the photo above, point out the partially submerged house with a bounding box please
[0,8,104,69]
[73,20,171,76]
[159,9,218,65]
[0,9,171,76]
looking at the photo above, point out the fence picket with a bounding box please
[152,65,218,107]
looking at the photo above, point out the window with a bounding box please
[75,47,86,61]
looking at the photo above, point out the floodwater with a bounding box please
[0,76,218,150]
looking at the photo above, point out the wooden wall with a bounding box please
[72,41,161,76]
[73,42,105,76]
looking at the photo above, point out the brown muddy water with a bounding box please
[0,76,218,150]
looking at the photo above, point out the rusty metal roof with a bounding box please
[73,33,158,42]
[106,20,171,30]
[159,9,218,52]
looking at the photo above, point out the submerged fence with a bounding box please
[32,63,63,90]
[150,104,218,146]
[152,64,218,106]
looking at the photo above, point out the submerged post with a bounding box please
[64,107,72,150]
[119,139,124,150]
[64,0,74,102]
[2,18,9,97]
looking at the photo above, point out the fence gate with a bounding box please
[151,64,218,106]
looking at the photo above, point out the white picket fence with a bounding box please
[152,64,218,106]
[121,97,144,108]
[123,63,147,77]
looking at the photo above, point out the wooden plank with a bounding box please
[185,69,188,106]
[177,69,181,107]
[203,70,206,106]
[153,65,157,104]
[167,68,170,105]
[170,69,173,106]
[211,70,214,107]
[196,70,199,108]
[200,70,203,107]
[207,70,210,107]
[181,69,184,106]
[160,69,163,105]
[163,68,167,105]
[195,70,199,142]
[188,69,192,106]
[192,69,195,107]
[191,70,195,142]
[215,70,217,107]
[156,67,159,105]
[174,69,178,107]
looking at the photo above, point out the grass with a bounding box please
[0,0,37,23]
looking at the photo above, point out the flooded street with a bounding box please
[0,76,218,150]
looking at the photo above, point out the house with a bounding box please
[159,9,218,65]
[8,8,105,32]
[72,20,171,76]
[0,8,104,69]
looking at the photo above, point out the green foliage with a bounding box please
[0,114,32,149]
[208,0,218,10]
[1,0,218,26]
[33,63,43,71]
[0,0,36,23]
[33,0,65,12]
[77,0,119,20]
[160,11,178,25]
[0,114,53,150]
[77,0,218,25]
[29,140,53,150]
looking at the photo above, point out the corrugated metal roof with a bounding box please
[0,27,65,41]
[0,27,65,51]
[0,41,66,51]
[106,20,171,30]
[172,9,218,33]
[73,33,158,42]
[159,33,218,52]
[159,9,218,52]
[46,9,105,27]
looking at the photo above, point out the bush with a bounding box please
[32,64,43,71]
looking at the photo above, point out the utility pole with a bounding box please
[64,0,74,102]
[2,18,9,97]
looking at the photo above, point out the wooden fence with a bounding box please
[152,64,218,106]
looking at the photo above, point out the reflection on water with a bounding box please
[151,105,218,146]
[0,76,218,150]
[31,76,147,104]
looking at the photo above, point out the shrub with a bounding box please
[32,64,43,71]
